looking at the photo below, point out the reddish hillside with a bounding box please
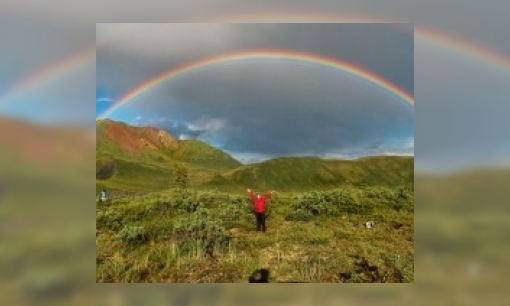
[99,119,179,157]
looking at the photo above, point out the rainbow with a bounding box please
[416,28,510,70]
[0,47,95,106]
[98,50,414,118]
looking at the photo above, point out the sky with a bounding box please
[2,1,510,171]
[96,23,414,164]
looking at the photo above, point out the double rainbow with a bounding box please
[4,18,510,117]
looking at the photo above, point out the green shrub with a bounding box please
[285,208,312,222]
[286,187,379,220]
[215,198,253,229]
[172,209,231,256]
[118,226,148,245]
[285,192,337,221]
[364,185,413,212]
[97,210,123,230]
[326,188,373,214]
[145,221,173,241]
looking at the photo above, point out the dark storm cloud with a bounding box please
[120,59,413,160]
[229,23,415,94]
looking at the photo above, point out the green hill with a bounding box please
[96,119,242,193]
[205,155,414,192]
[96,119,414,193]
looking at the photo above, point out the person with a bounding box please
[247,189,274,232]
[100,189,108,203]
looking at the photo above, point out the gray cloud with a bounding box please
[97,23,414,98]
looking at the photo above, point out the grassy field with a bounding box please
[96,186,413,283]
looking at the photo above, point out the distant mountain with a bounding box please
[96,119,414,193]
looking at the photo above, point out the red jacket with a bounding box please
[248,191,272,213]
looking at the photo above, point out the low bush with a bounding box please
[172,209,231,257]
[97,210,123,231]
[118,226,148,245]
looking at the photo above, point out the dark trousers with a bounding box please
[255,211,266,232]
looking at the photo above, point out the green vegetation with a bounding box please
[172,139,243,171]
[96,186,413,283]
[96,120,414,195]
[94,119,415,283]
[96,120,414,282]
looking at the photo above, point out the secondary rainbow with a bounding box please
[0,47,95,106]
[99,50,414,118]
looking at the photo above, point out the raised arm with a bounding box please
[247,189,256,201]
[264,190,275,199]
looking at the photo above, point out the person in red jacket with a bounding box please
[247,189,274,232]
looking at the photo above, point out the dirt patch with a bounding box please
[339,255,405,283]
[104,121,144,156]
